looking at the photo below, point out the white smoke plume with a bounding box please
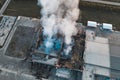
[38,0,80,56]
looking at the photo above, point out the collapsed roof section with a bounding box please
[30,23,86,71]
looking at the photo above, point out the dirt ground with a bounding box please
[80,6,120,31]
[103,0,120,3]
[3,0,120,31]
[4,0,40,18]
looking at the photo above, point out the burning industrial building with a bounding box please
[28,0,86,79]
[38,0,80,57]
[1,0,120,80]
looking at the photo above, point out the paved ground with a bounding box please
[0,56,37,80]
[81,0,120,6]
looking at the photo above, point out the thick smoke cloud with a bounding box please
[38,0,80,56]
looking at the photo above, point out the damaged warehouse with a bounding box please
[28,23,86,80]
[25,0,86,79]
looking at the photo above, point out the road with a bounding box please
[81,0,120,6]
[0,0,11,16]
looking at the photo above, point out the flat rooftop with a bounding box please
[5,16,40,58]
[86,26,120,58]
[85,26,120,78]
[84,36,110,67]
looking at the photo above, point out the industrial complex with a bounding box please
[0,0,120,80]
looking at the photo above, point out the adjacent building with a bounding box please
[83,21,120,80]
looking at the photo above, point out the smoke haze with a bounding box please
[38,0,80,56]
